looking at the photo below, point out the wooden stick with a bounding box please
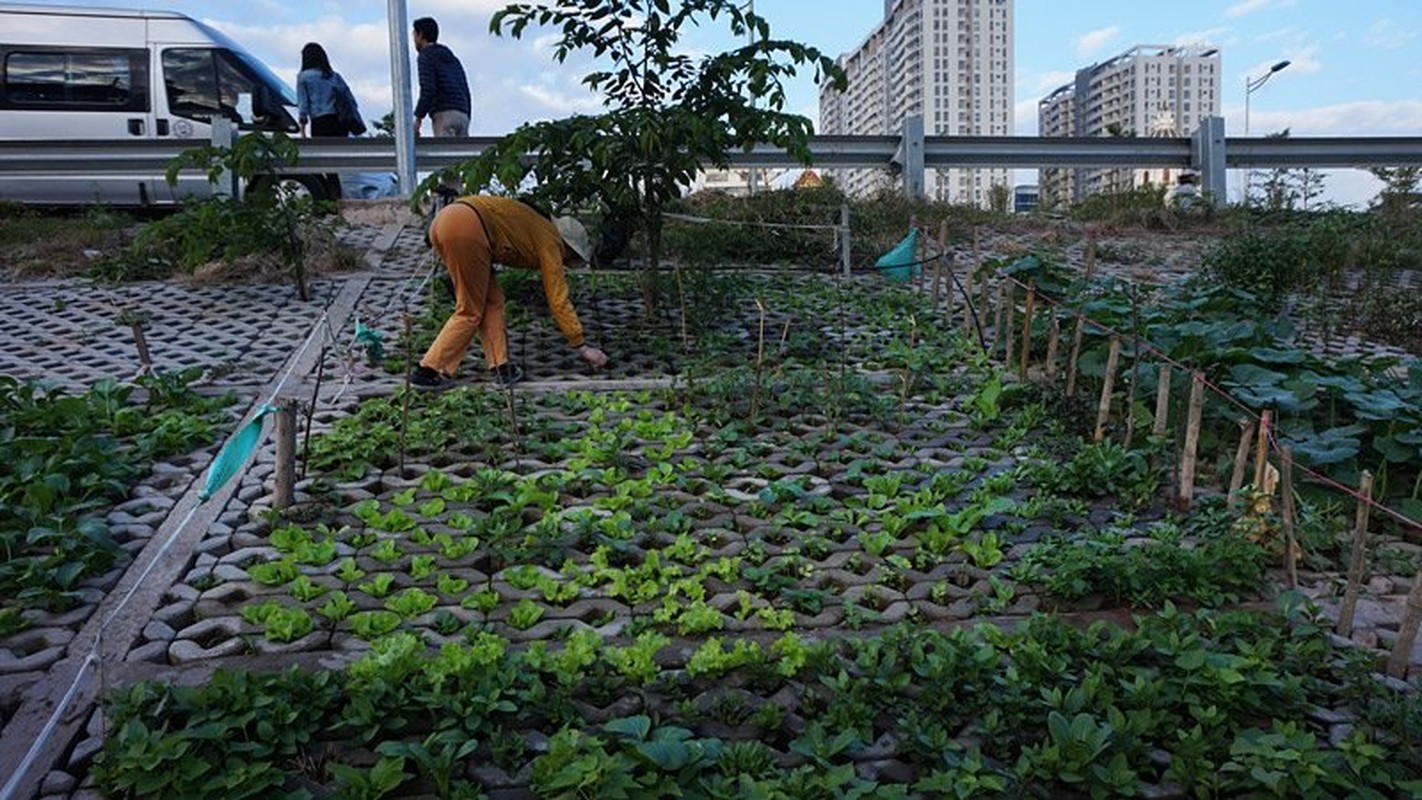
[943,252,957,322]
[963,259,975,337]
[992,281,1005,345]
[1093,335,1121,442]
[1177,372,1205,512]
[1386,567,1422,679]
[1084,228,1097,282]
[130,321,153,374]
[1065,314,1086,399]
[1279,446,1299,590]
[1044,308,1060,383]
[931,220,948,303]
[977,229,988,337]
[931,253,943,310]
[1152,364,1171,437]
[1253,409,1272,490]
[1002,282,1015,364]
[273,397,297,509]
[1019,280,1035,380]
[1336,470,1375,637]
[1228,419,1257,508]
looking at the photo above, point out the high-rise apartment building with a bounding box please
[1038,44,1221,207]
[819,0,1014,206]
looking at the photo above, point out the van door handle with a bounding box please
[127,118,145,136]
[156,119,169,136]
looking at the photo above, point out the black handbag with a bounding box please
[334,77,366,136]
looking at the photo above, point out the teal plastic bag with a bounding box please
[199,404,274,501]
[874,228,921,282]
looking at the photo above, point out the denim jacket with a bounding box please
[297,68,351,124]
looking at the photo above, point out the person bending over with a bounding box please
[410,196,608,390]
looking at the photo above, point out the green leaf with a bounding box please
[636,739,690,770]
[604,714,652,741]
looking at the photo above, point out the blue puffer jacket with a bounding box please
[414,43,471,118]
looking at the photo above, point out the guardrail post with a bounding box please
[900,115,925,199]
[1193,116,1226,207]
[209,116,238,199]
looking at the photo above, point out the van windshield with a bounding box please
[161,47,296,132]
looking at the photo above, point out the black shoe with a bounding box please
[409,365,452,391]
[491,363,524,389]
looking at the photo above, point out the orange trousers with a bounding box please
[420,202,509,375]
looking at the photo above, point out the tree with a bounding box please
[1369,166,1421,213]
[422,0,846,310]
[1247,128,1328,211]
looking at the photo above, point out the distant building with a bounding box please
[1013,184,1038,213]
[819,0,1014,207]
[1038,44,1221,207]
[689,168,789,196]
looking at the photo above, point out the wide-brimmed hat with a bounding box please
[554,216,592,263]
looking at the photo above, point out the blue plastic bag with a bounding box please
[874,228,921,282]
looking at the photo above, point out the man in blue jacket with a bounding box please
[412,17,471,139]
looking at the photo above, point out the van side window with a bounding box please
[0,48,149,111]
[162,47,287,130]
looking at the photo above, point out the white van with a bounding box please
[0,3,339,205]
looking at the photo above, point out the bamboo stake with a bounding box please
[1065,315,1086,399]
[1253,409,1272,490]
[1084,228,1097,282]
[1093,335,1121,442]
[1336,471,1375,637]
[977,228,988,339]
[1279,446,1299,590]
[992,281,1005,345]
[273,397,296,510]
[917,241,928,293]
[943,253,957,322]
[1001,282,1015,364]
[1228,420,1257,508]
[1386,568,1422,679]
[1019,279,1035,380]
[1044,309,1060,383]
[1152,364,1171,437]
[130,321,153,375]
[933,219,949,314]
[931,253,943,310]
[963,260,975,337]
[1177,372,1205,512]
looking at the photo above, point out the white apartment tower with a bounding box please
[819,0,1014,206]
[1038,44,1221,207]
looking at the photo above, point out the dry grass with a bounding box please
[177,226,367,288]
[0,205,141,280]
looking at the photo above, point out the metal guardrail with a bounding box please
[3,118,1421,201]
[9,133,1420,172]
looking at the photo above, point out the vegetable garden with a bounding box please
[4,221,1417,798]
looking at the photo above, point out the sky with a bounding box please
[17,0,1422,205]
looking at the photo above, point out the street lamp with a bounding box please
[1244,59,1290,136]
[1243,59,1289,204]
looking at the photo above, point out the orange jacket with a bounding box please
[458,195,584,347]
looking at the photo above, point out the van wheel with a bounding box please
[247,174,335,205]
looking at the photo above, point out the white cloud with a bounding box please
[1029,69,1076,95]
[1227,0,1272,19]
[516,80,604,119]
[1173,28,1230,48]
[1226,0,1296,19]
[1075,26,1120,59]
[1364,19,1417,50]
